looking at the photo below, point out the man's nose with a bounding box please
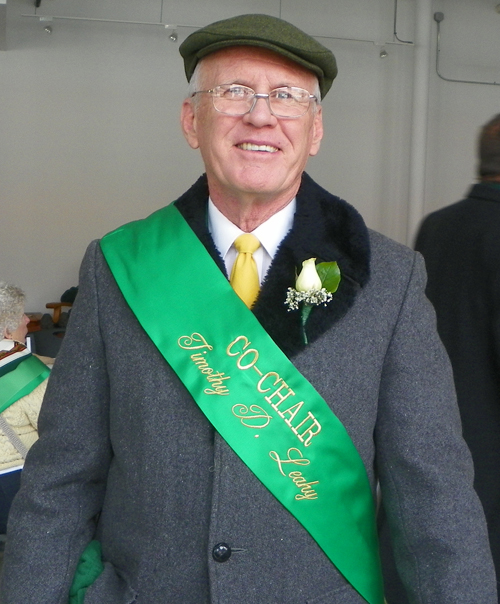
[243,95,278,127]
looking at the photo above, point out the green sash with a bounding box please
[100,203,384,604]
[0,355,50,414]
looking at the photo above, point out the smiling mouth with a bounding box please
[237,143,279,153]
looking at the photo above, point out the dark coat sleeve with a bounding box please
[0,241,115,604]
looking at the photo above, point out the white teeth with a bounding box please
[238,143,278,153]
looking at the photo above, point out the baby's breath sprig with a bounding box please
[285,287,333,311]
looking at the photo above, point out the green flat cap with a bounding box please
[179,14,337,99]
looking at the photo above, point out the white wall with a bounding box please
[0,0,499,312]
[426,0,500,215]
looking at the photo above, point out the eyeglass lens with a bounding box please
[211,85,314,118]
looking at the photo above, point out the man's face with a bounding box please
[181,46,323,205]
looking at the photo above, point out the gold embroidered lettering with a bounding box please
[179,334,230,396]
[226,335,323,446]
[206,373,231,387]
[292,412,322,447]
[266,380,295,410]
[232,404,272,429]
[269,450,319,500]
[226,336,250,356]
[288,471,319,500]
[204,372,231,394]
[257,371,280,393]
[178,333,213,351]
[278,400,304,426]
[236,348,259,370]
[191,353,209,370]
[269,447,310,476]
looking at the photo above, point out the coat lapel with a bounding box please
[175,173,371,359]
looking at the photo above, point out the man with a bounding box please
[0,14,496,604]
[415,113,500,601]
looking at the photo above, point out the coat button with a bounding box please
[212,542,232,562]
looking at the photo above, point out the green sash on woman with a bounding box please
[100,203,384,604]
[0,354,50,414]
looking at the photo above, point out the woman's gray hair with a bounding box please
[0,281,26,336]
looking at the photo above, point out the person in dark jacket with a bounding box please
[415,113,500,601]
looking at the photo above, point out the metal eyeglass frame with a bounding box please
[191,84,318,119]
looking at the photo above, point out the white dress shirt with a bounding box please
[208,198,296,285]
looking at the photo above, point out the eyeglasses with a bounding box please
[191,84,318,119]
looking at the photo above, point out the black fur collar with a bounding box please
[175,173,370,358]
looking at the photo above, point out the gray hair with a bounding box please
[0,281,26,337]
[186,61,203,99]
[186,58,322,108]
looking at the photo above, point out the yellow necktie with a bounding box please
[230,233,261,308]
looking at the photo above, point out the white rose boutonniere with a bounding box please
[285,258,341,344]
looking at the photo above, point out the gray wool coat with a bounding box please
[0,175,497,604]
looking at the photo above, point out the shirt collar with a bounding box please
[208,197,296,260]
[0,339,14,351]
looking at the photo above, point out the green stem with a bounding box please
[301,304,313,345]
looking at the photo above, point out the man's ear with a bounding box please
[180,99,200,150]
[309,105,324,157]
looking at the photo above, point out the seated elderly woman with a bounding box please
[0,282,51,536]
